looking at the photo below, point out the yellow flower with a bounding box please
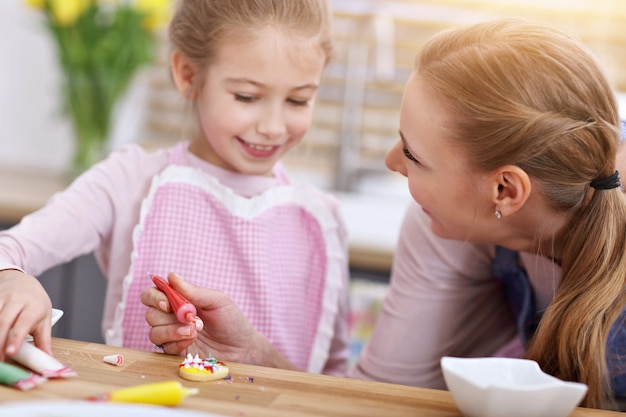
[98,0,123,6]
[135,0,171,31]
[49,0,90,26]
[25,0,45,9]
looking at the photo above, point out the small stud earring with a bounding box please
[495,209,502,220]
[185,88,194,99]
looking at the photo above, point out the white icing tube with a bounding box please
[10,342,77,378]
[103,354,124,366]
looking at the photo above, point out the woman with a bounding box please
[142,18,626,409]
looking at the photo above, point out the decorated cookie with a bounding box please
[178,353,229,382]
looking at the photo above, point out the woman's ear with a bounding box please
[490,165,531,217]
[170,49,197,99]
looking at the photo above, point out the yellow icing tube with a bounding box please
[9,342,77,378]
[88,380,199,406]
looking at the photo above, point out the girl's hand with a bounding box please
[141,272,298,370]
[0,269,53,361]
[142,272,259,361]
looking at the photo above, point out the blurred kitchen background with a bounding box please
[1,0,625,363]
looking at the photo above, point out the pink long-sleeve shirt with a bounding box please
[351,202,561,388]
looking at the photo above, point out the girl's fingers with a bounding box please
[148,323,196,355]
[141,287,170,313]
[30,324,53,356]
[162,339,195,355]
[145,306,178,327]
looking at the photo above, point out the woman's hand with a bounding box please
[0,269,52,361]
[141,272,299,370]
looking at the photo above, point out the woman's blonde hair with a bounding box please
[415,18,625,409]
[168,0,333,87]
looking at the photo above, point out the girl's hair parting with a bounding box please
[168,0,334,87]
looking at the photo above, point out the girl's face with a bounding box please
[386,73,492,241]
[190,28,326,176]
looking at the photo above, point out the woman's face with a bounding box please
[386,73,492,241]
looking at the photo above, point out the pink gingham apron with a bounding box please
[108,142,345,372]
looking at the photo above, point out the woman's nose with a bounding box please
[385,140,408,177]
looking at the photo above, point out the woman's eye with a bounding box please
[402,144,419,164]
[234,94,255,103]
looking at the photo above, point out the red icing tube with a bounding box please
[151,274,198,326]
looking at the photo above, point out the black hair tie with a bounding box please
[590,170,621,190]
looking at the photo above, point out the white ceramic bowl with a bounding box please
[441,356,588,417]
[50,307,64,326]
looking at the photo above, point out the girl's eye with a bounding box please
[234,94,255,103]
[287,98,309,106]
[402,144,420,164]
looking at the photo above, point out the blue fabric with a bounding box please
[492,246,626,399]
[607,309,626,400]
[491,246,540,345]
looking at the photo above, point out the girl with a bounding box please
[143,18,626,409]
[0,0,349,376]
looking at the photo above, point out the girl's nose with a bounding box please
[258,105,287,139]
[385,140,408,177]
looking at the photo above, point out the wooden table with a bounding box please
[0,338,622,416]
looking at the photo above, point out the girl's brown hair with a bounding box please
[415,18,625,409]
[168,0,333,88]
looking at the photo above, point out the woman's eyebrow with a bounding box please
[399,130,416,155]
[399,129,407,144]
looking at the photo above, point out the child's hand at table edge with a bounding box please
[0,269,53,361]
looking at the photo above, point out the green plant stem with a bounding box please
[41,3,155,176]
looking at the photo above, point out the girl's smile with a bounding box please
[236,137,281,159]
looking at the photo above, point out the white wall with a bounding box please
[0,1,147,173]
[1,1,71,172]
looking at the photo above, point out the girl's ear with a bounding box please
[490,165,531,217]
[170,49,197,99]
